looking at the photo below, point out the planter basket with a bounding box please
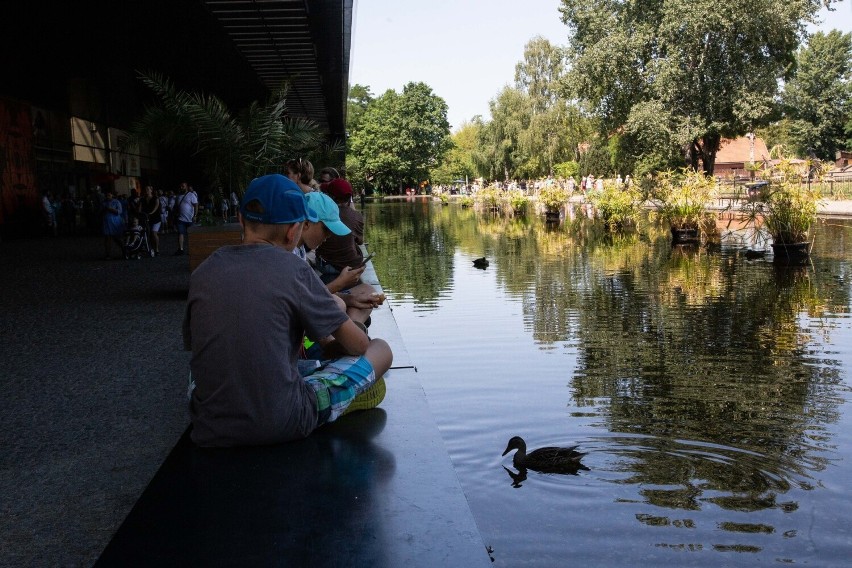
[671,227,700,244]
[771,242,810,264]
[544,210,560,223]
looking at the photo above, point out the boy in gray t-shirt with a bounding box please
[183,174,392,447]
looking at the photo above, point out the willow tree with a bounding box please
[127,71,324,196]
[515,36,593,175]
[559,0,835,175]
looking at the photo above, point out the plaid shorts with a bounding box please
[304,355,376,425]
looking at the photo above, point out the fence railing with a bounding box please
[717,175,851,200]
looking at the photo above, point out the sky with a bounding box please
[349,0,852,132]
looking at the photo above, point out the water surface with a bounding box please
[366,199,852,567]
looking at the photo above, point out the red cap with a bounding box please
[322,178,353,201]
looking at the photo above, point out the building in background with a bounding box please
[0,0,351,236]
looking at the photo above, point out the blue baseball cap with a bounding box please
[304,192,351,236]
[240,174,318,224]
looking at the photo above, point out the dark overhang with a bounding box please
[201,0,353,143]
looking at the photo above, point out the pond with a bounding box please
[364,198,852,567]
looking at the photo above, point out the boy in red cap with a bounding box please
[315,178,366,280]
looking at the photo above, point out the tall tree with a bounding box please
[430,120,480,185]
[348,82,451,191]
[515,36,565,115]
[346,84,374,135]
[514,37,594,177]
[783,30,852,160]
[476,87,531,180]
[559,0,833,175]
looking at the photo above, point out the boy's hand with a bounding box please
[340,289,383,309]
[331,265,364,291]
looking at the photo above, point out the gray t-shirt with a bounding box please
[184,243,348,447]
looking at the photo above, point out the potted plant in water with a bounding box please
[588,181,643,232]
[538,185,569,222]
[652,169,717,244]
[741,157,824,263]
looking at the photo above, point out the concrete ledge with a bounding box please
[95,368,489,567]
[95,255,489,567]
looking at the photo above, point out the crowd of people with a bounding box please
[431,173,634,198]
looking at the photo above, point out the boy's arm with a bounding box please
[326,319,369,357]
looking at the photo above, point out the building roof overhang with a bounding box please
[201,0,352,142]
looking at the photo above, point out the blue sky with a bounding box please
[349,0,852,132]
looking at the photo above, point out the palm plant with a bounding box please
[589,181,643,231]
[652,168,716,238]
[537,185,570,213]
[741,157,824,245]
[125,71,326,198]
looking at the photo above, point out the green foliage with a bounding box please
[347,84,374,134]
[579,140,611,177]
[348,82,451,191]
[458,195,475,208]
[589,182,642,231]
[652,169,717,231]
[741,158,825,243]
[474,185,504,210]
[559,0,827,175]
[538,184,570,212]
[127,71,323,196]
[430,121,479,184]
[782,30,852,160]
[554,161,579,179]
[508,190,529,215]
[466,37,595,181]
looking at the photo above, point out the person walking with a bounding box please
[143,185,162,255]
[173,182,198,255]
[102,191,125,259]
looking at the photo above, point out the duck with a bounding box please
[502,436,587,473]
[744,248,766,259]
[473,257,489,269]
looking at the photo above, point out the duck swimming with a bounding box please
[502,436,587,473]
[473,257,489,269]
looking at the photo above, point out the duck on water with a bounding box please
[502,436,588,474]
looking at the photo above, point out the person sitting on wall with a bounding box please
[301,191,384,334]
[314,178,366,282]
[183,173,393,447]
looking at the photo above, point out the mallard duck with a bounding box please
[473,257,489,269]
[502,436,586,473]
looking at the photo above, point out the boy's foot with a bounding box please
[343,377,386,415]
[173,249,184,256]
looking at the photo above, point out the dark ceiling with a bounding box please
[201,0,352,141]
[0,0,352,143]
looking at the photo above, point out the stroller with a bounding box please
[123,216,155,259]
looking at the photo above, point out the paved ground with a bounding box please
[1,233,192,568]
[1,231,487,568]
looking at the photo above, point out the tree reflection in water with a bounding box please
[365,200,851,564]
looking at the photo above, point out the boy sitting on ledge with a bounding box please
[183,174,392,447]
